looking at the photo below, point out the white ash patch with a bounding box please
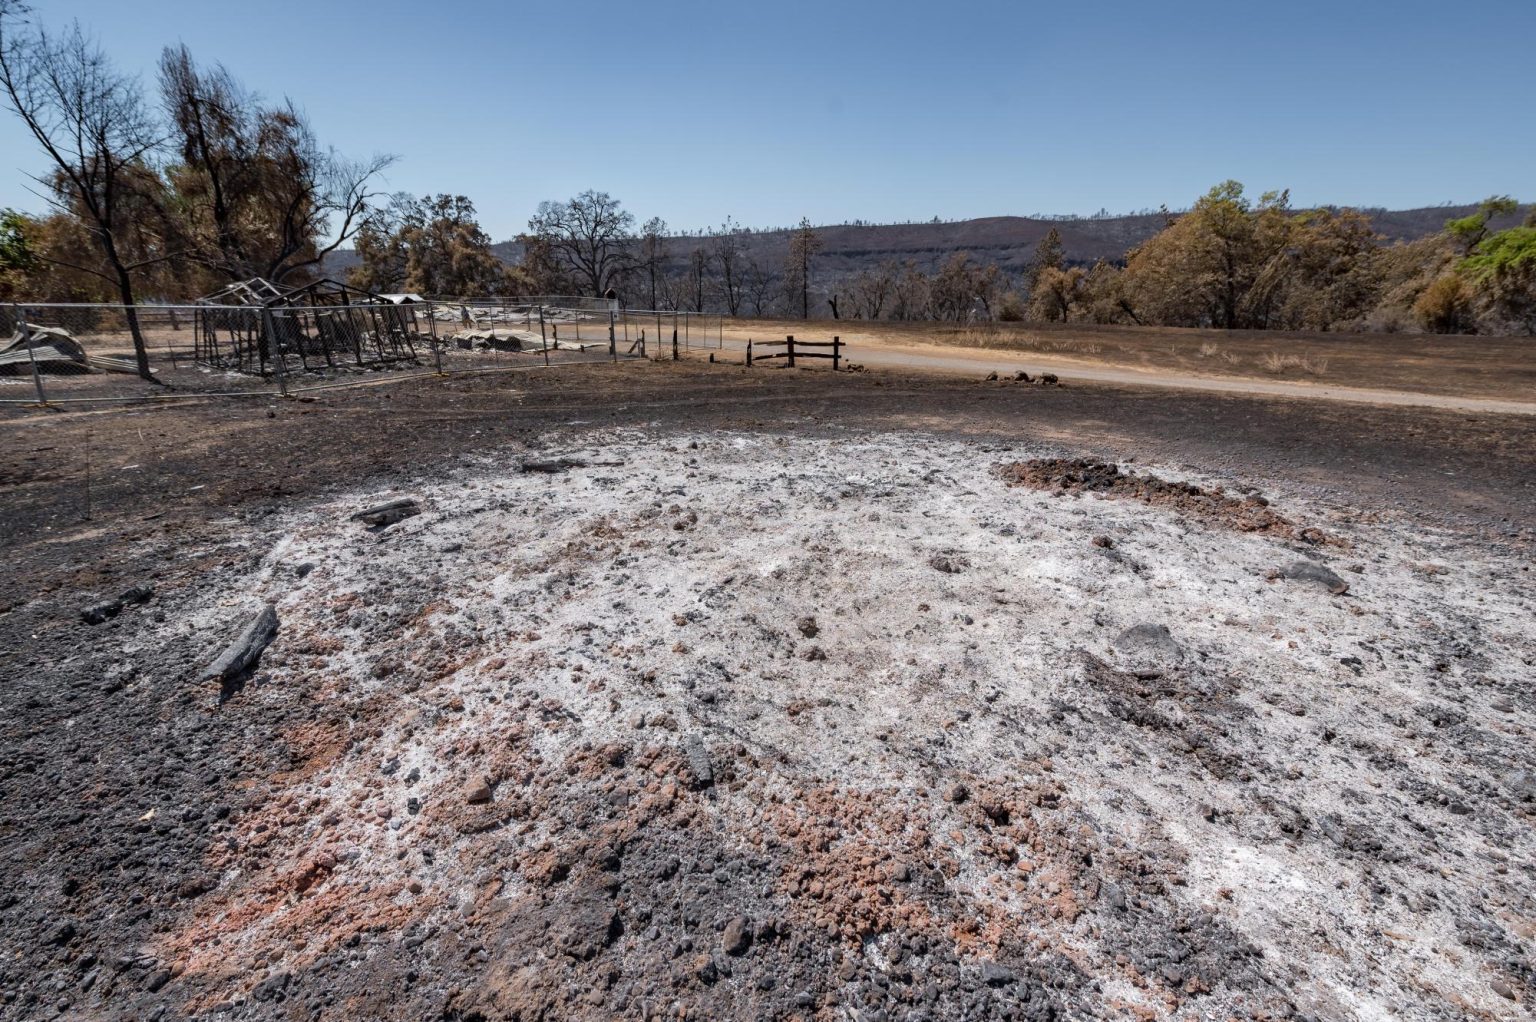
[170,429,1534,1019]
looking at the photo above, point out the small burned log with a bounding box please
[520,458,588,474]
[200,603,279,683]
[80,584,154,625]
[351,498,421,528]
[518,458,625,474]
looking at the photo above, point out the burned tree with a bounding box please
[159,45,393,286]
[744,259,779,317]
[639,216,667,310]
[0,2,168,380]
[712,216,746,316]
[786,217,821,320]
[526,190,635,297]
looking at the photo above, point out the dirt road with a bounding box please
[704,334,1536,415]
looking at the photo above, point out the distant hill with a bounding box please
[320,203,1526,287]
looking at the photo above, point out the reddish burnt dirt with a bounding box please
[1,361,1533,1021]
[997,458,1339,545]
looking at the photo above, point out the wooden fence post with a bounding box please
[538,307,549,367]
[672,328,679,362]
[786,335,795,368]
[609,310,617,362]
[832,336,841,371]
[746,339,753,367]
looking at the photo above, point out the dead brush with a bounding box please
[944,327,1106,356]
[1261,351,1329,376]
[1035,336,1103,355]
[1198,342,1221,358]
[953,327,1007,349]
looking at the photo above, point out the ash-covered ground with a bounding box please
[5,426,1534,1021]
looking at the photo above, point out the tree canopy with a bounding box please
[350,193,511,298]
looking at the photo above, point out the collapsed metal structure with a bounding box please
[193,278,430,374]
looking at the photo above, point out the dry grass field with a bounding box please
[719,318,1536,404]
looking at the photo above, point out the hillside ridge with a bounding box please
[323,202,1527,283]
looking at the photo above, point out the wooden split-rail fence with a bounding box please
[745,335,844,370]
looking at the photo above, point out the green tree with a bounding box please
[1445,195,1519,255]
[1460,219,1536,334]
[350,193,510,298]
[0,206,35,299]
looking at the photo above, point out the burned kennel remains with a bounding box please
[193,278,434,375]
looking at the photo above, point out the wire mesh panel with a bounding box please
[1,296,648,406]
[4,303,195,374]
[192,278,431,376]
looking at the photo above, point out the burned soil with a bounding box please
[1,362,1533,1022]
[997,458,1338,545]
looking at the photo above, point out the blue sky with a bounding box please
[1,0,1532,240]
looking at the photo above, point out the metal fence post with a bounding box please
[263,306,289,397]
[14,304,47,406]
[426,306,444,375]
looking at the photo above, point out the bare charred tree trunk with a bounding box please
[787,218,821,320]
[641,217,667,311]
[111,253,150,378]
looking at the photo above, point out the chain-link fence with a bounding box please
[608,307,726,358]
[0,299,715,407]
[424,299,726,359]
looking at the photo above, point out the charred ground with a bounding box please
[1,362,1533,1021]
